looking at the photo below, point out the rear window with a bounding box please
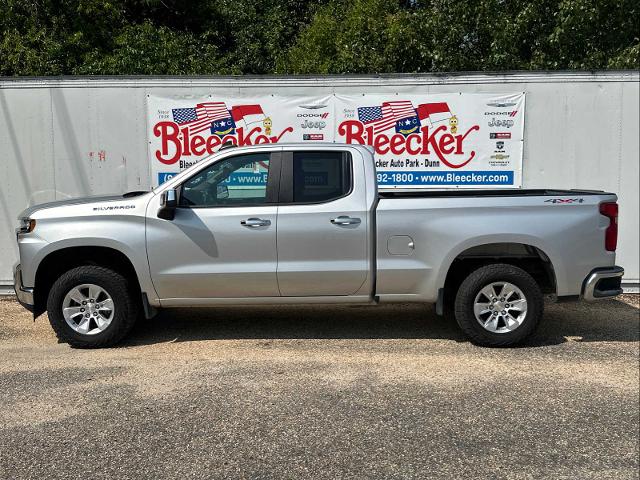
[292,151,351,203]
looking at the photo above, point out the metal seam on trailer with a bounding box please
[0,71,638,89]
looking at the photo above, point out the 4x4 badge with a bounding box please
[544,198,584,204]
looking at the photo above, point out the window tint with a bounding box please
[180,153,270,207]
[292,152,351,203]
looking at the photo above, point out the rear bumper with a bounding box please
[13,264,34,312]
[582,266,624,301]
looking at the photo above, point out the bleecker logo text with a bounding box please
[338,121,480,169]
[153,122,293,164]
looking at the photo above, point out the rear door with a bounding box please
[276,149,370,296]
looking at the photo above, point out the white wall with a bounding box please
[0,72,638,285]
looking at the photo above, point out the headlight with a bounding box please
[18,217,36,234]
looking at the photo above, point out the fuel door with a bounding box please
[387,235,415,256]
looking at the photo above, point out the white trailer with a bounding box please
[0,71,638,288]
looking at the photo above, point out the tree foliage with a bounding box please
[0,0,637,76]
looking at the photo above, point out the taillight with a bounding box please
[599,202,618,252]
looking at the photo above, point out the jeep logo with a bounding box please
[301,119,327,129]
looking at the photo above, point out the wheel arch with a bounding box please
[440,240,557,304]
[34,245,143,318]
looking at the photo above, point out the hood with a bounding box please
[18,192,148,218]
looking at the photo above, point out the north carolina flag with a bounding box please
[395,115,420,136]
[416,102,452,125]
[230,104,265,125]
[210,117,236,137]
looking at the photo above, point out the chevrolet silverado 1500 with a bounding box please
[14,144,624,347]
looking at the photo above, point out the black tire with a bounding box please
[46,266,137,348]
[454,263,543,347]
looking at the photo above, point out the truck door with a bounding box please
[146,152,281,300]
[276,150,370,296]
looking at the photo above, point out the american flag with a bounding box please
[172,102,231,135]
[357,101,417,134]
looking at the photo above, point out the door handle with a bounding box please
[241,218,271,228]
[331,216,361,226]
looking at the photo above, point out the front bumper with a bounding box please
[13,264,34,312]
[582,266,624,301]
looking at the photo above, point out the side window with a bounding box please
[292,151,351,203]
[180,153,271,207]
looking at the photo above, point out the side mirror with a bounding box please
[158,189,177,220]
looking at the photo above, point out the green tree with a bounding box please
[0,0,637,76]
[282,0,640,73]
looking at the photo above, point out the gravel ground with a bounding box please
[0,295,638,480]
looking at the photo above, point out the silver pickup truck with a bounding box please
[13,143,623,348]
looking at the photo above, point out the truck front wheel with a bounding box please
[46,266,138,348]
[454,263,543,347]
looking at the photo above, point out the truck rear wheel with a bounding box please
[46,266,137,348]
[454,263,543,347]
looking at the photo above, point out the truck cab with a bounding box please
[146,144,377,303]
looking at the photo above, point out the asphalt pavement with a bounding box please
[0,296,638,480]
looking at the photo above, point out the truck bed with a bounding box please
[374,188,617,301]
[378,189,612,199]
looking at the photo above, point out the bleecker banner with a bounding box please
[148,95,334,186]
[335,93,524,188]
[147,93,524,188]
